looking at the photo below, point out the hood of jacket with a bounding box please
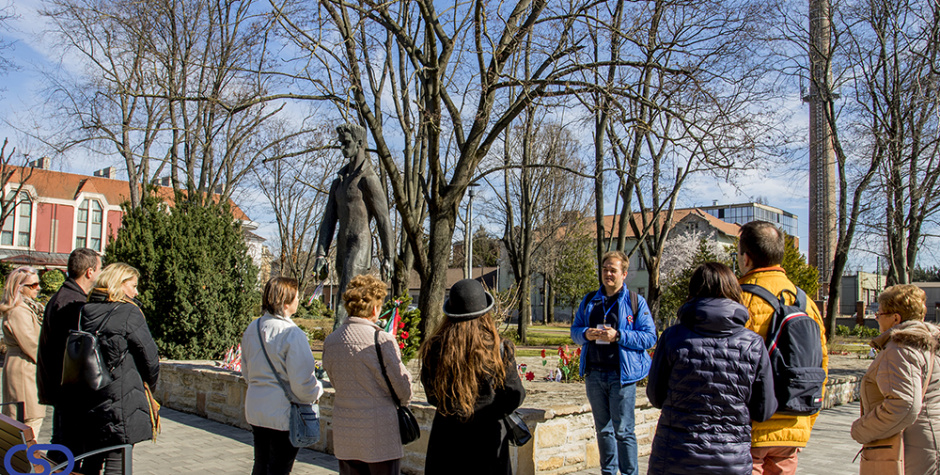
[677,297,750,337]
[872,319,940,352]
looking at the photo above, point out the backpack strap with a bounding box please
[629,290,639,319]
[740,284,783,315]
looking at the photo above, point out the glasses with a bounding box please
[24,282,40,290]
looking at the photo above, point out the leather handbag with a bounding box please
[858,349,935,475]
[374,330,420,445]
[504,410,532,446]
[61,305,120,391]
[257,318,321,448]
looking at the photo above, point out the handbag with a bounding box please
[504,410,532,446]
[61,304,120,391]
[256,318,321,448]
[858,348,935,475]
[374,330,420,445]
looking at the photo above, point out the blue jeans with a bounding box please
[585,370,638,475]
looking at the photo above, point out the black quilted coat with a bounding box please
[646,297,777,475]
[57,290,160,454]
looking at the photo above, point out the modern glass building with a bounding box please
[698,202,798,236]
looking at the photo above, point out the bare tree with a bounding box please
[255,124,342,293]
[41,0,318,207]
[0,139,33,233]
[271,0,654,333]
[487,120,587,342]
[599,0,787,319]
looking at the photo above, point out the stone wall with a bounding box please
[153,361,861,475]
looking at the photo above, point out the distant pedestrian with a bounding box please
[647,262,777,474]
[58,263,160,474]
[0,266,45,437]
[570,250,657,475]
[242,277,324,475]
[324,274,413,475]
[37,248,101,460]
[851,284,940,475]
[420,279,525,475]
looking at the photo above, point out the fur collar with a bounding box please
[872,320,940,352]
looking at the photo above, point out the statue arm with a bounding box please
[314,178,340,257]
[363,172,395,261]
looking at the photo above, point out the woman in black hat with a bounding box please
[420,279,526,475]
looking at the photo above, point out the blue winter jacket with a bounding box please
[570,286,657,385]
[646,298,776,475]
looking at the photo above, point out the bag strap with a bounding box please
[924,350,935,400]
[629,290,639,320]
[256,317,300,404]
[374,330,402,408]
[77,303,121,335]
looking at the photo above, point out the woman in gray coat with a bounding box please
[851,284,940,474]
[323,274,413,475]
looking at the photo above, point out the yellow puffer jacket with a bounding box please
[739,267,829,447]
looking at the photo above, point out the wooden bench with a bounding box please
[0,411,133,474]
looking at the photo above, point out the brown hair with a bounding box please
[420,313,507,419]
[601,250,629,272]
[262,277,299,316]
[342,274,388,319]
[688,262,742,303]
[878,284,927,322]
[68,248,100,279]
[738,221,785,268]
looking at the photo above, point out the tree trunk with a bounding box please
[392,241,414,298]
[418,205,457,339]
[545,279,555,324]
[517,271,530,344]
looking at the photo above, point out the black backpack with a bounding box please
[741,283,826,416]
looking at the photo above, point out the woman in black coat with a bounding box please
[646,262,776,475]
[420,279,525,475]
[59,263,160,475]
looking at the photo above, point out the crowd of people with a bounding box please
[2,219,939,475]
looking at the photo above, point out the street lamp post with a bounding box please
[465,183,479,279]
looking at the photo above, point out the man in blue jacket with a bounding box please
[571,250,657,475]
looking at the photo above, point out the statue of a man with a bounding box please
[313,123,394,328]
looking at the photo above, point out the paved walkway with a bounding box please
[37,403,864,474]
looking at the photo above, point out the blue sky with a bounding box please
[4,0,933,273]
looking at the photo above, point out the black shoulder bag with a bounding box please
[61,304,120,391]
[499,341,532,446]
[374,330,420,445]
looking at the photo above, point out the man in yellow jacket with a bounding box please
[737,221,829,475]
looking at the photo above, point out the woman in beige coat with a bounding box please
[851,284,940,475]
[323,274,413,475]
[1,266,45,437]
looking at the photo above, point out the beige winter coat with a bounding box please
[323,317,413,463]
[851,320,940,475]
[2,302,45,421]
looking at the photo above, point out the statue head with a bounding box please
[336,123,367,159]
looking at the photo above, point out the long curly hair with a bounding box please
[343,274,387,319]
[420,313,507,419]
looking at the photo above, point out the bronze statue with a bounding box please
[313,123,394,328]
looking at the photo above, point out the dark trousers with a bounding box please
[251,425,300,475]
[338,459,401,475]
[77,448,125,475]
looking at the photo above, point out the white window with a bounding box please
[1,193,32,247]
[76,199,104,251]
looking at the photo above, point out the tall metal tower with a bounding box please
[804,0,837,300]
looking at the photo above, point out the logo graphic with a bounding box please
[3,444,74,475]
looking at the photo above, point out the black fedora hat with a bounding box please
[443,279,495,321]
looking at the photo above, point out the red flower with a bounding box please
[575,347,582,356]
[540,349,546,358]
[400,331,409,340]
[525,371,535,381]
[398,320,406,330]
[399,341,406,349]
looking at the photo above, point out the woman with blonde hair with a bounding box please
[58,263,160,474]
[420,279,525,475]
[323,274,413,475]
[242,276,323,475]
[852,284,940,474]
[1,266,45,437]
